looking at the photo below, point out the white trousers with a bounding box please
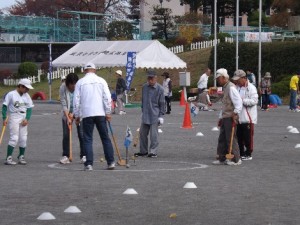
[8,113,28,148]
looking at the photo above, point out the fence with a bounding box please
[168,45,184,54]
[3,68,74,86]
[168,38,240,54]
[190,39,220,51]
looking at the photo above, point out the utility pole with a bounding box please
[236,0,239,71]
[214,0,217,87]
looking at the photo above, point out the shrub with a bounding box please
[74,67,82,74]
[271,75,292,97]
[208,42,300,82]
[0,69,13,82]
[17,62,38,79]
[174,37,188,46]
[192,36,206,43]
[41,61,49,73]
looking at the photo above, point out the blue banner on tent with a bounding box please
[126,52,136,90]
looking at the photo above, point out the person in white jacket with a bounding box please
[232,70,258,161]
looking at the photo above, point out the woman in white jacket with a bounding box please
[232,70,258,161]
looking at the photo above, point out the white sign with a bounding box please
[244,32,274,42]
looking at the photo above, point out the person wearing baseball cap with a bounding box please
[289,71,300,112]
[2,78,34,165]
[233,69,258,161]
[134,69,165,158]
[73,62,115,171]
[212,68,243,166]
[115,70,127,115]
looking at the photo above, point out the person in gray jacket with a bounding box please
[59,73,86,164]
[134,70,165,158]
[232,70,258,161]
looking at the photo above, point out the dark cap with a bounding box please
[147,70,156,77]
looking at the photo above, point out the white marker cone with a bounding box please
[289,128,299,134]
[295,144,300,148]
[196,132,204,136]
[123,188,138,195]
[136,128,140,132]
[64,206,81,213]
[37,212,56,220]
[183,182,197,189]
[158,129,163,133]
[212,127,219,131]
[287,126,294,130]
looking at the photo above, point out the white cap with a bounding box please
[18,78,34,89]
[84,62,96,70]
[215,68,229,79]
[61,75,66,81]
[115,70,122,76]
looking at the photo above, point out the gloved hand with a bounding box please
[158,117,164,126]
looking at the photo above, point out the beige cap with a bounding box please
[115,70,122,76]
[264,72,271,78]
[232,70,246,81]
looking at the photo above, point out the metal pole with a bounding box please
[236,0,239,71]
[214,0,217,87]
[48,42,52,101]
[258,0,262,86]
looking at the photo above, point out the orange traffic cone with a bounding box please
[182,102,193,129]
[180,89,185,107]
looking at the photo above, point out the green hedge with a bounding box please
[271,75,292,97]
[209,42,300,82]
[16,62,38,79]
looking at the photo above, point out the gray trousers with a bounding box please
[217,117,240,162]
[139,123,159,154]
[117,94,124,112]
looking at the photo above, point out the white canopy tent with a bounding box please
[52,40,187,69]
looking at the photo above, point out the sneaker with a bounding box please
[294,109,300,112]
[107,162,115,170]
[147,153,157,158]
[119,111,126,115]
[212,160,226,165]
[5,156,16,165]
[60,156,70,164]
[241,156,252,161]
[80,156,87,164]
[18,155,27,165]
[84,165,93,171]
[134,152,148,157]
[225,159,242,166]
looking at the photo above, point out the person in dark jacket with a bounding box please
[115,70,127,115]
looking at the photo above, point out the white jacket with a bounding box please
[236,82,258,124]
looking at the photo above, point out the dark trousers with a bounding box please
[82,116,114,166]
[62,118,86,158]
[262,92,270,110]
[290,90,297,110]
[217,117,240,163]
[237,123,254,157]
[165,96,171,113]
